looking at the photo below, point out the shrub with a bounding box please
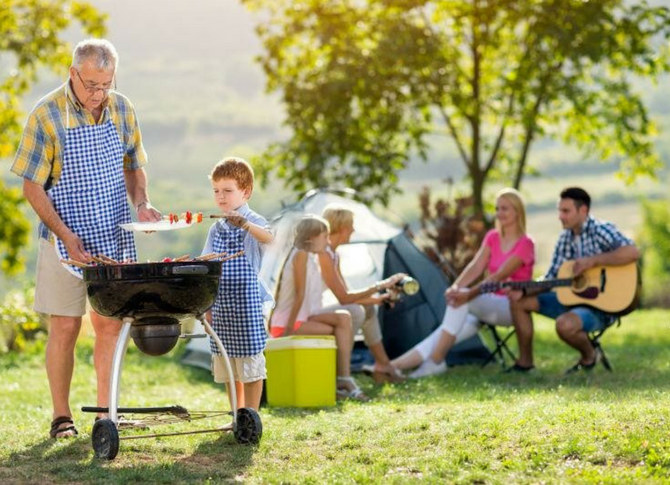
[0,287,46,354]
[417,185,489,279]
[638,199,670,308]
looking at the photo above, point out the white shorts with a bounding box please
[212,352,266,384]
[34,238,87,317]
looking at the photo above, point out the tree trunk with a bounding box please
[471,169,486,219]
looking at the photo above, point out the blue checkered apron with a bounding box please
[209,222,266,358]
[49,87,136,278]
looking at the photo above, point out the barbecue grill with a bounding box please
[80,260,262,460]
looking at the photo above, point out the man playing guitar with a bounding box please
[508,187,639,373]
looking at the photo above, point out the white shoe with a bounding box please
[408,359,447,379]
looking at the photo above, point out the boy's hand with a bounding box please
[224,211,249,230]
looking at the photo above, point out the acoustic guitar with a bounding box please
[478,261,640,315]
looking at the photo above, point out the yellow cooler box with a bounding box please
[265,336,337,408]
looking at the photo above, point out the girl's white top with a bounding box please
[270,248,324,329]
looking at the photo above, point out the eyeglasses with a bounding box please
[73,69,116,94]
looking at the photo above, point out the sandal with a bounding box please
[50,416,78,439]
[360,364,406,384]
[336,376,371,402]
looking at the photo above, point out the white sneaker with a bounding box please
[408,359,447,379]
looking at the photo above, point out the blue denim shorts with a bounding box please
[536,292,614,332]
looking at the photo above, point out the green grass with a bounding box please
[2,310,670,483]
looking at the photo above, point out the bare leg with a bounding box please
[297,311,353,377]
[46,315,82,435]
[89,311,121,415]
[510,296,540,367]
[391,348,423,370]
[429,330,456,363]
[555,313,595,364]
[242,380,264,410]
[226,381,245,410]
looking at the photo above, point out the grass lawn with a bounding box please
[2,310,670,483]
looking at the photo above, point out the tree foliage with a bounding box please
[0,0,106,275]
[243,0,670,212]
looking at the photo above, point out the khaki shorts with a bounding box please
[34,238,87,317]
[212,352,266,384]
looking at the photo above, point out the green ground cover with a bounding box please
[1,310,670,483]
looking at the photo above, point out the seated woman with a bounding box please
[317,204,406,382]
[392,188,535,378]
[269,215,369,401]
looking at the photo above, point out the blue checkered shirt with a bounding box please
[544,216,634,280]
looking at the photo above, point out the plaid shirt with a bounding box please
[544,215,634,280]
[11,82,147,190]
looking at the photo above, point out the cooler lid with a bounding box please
[266,335,337,351]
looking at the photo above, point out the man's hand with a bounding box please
[378,273,407,290]
[137,202,162,223]
[63,232,91,263]
[572,257,596,276]
[224,211,249,229]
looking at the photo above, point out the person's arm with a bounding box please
[445,244,491,307]
[124,168,161,222]
[224,211,274,244]
[317,251,403,304]
[244,222,274,245]
[283,251,308,336]
[22,179,91,263]
[451,244,491,290]
[573,245,639,275]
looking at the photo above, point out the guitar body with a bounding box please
[554,261,640,315]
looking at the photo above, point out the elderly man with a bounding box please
[11,39,161,438]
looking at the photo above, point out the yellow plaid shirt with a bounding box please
[11,82,147,190]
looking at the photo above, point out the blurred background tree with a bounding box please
[243,0,670,215]
[639,199,670,307]
[0,0,106,275]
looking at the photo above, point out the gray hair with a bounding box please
[72,39,118,72]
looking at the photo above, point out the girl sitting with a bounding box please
[269,215,369,401]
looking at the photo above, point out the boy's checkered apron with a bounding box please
[49,87,136,278]
[210,222,266,358]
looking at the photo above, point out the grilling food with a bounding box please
[60,250,243,268]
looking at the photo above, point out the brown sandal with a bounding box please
[50,416,78,439]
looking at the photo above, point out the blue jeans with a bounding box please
[536,292,614,332]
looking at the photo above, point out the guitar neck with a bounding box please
[480,277,573,294]
[503,278,573,291]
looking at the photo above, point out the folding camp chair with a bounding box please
[588,317,621,372]
[480,323,517,369]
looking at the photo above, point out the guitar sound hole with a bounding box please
[572,274,587,291]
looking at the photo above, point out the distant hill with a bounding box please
[2,0,669,295]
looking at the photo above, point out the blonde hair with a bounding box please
[495,188,526,236]
[293,215,329,250]
[271,215,330,317]
[322,204,354,234]
[209,157,254,192]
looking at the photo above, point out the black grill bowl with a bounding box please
[83,261,222,319]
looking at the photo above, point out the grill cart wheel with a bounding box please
[92,419,119,460]
[234,408,262,444]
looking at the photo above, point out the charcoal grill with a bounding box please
[80,260,262,460]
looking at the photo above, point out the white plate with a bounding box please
[120,220,196,232]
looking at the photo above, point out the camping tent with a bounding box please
[181,189,490,369]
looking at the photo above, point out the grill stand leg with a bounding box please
[199,316,237,426]
[109,318,132,425]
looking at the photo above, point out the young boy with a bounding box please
[203,157,274,410]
